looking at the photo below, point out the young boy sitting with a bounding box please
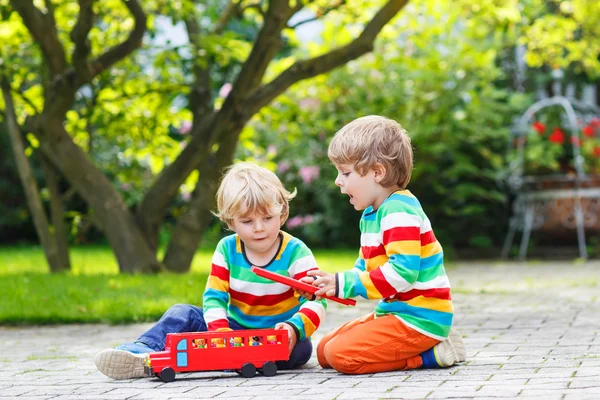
[95,162,327,379]
[306,115,465,374]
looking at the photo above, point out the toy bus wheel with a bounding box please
[260,361,277,377]
[159,367,176,382]
[240,363,256,378]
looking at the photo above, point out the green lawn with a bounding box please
[0,246,358,325]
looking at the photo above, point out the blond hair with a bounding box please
[328,115,413,188]
[215,162,296,226]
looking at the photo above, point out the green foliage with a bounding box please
[242,1,526,250]
[520,0,600,78]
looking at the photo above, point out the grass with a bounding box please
[0,245,357,325]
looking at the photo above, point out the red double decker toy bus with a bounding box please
[144,328,289,382]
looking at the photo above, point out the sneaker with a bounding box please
[433,328,466,367]
[448,328,466,362]
[94,349,148,380]
[115,341,154,354]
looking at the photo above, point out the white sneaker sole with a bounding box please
[434,329,467,367]
[448,328,466,363]
[95,349,148,380]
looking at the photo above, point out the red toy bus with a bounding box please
[144,328,289,382]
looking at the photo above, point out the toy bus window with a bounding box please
[229,336,244,347]
[210,337,227,348]
[248,336,264,346]
[192,338,207,349]
[176,339,187,351]
[266,334,280,345]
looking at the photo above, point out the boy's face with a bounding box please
[228,211,282,257]
[334,163,391,211]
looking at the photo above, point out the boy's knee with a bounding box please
[321,340,362,374]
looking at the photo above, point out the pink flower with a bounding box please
[299,166,320,185]
[179,121,192,134]
[120,183,131,190]
[286,216,303,229]
[277,161,291,173]
[299,98,320,111]
[181,192,192,202]
[286,215,316,229]
[303,215,314,224]
[267,145,277,156]
[219,83,232,98]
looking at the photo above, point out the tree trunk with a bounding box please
[39,154,71,271]
[1,77,65,272]
[36,118,163,273]
[162,164,218,272]
[162,123,245,272]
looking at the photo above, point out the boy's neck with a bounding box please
[241,232,283,268]
[372,186,402,211]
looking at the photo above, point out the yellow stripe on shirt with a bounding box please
[230,296,299,317]
[385,240,421,256]
[207,275,229,292]
[421,241,443,258]
[406,296,453,313]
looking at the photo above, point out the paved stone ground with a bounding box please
[1,261,599,399]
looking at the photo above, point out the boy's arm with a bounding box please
[202,242,232,331]
[338,203,432,299]
[282,247,327,341]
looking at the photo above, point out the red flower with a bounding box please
[532,121,546,135]
[548,128,565,144]
[594,146,600,158]
[590,118,600,128]
[570,136,581,146]
[582,125,595,137]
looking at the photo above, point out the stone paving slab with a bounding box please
[1,261,599,399]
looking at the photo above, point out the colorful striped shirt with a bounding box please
[336,190,453,340]
[203,231,327,341]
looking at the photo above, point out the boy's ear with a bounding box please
[373,163,387,183]
[226,222,235,231]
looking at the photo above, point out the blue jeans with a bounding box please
[138,303,312,370]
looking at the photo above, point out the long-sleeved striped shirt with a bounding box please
[336,190,453,340]
[203,231,327,341]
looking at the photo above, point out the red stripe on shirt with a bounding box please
[393,287,451,301]
[210,264,229,281]
[420,230,437,246]
[362,244,386,259]
[369,268,398,298]
[299,307,321,329]
[383,226,421,244]
[207,318,229,331]
[229,288,294,306]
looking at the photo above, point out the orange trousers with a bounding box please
[317,312,440,374]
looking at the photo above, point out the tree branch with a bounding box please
[213,0,241,35]
[227,0,300,99]
[9,0,67,77]
[12,87,42,114]
[184,17,213,124]
[287,0,346,29]
[71,0,95,81]
[244,0,408,114]
[76,0,147,86]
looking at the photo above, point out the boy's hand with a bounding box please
[274,322,297,354]
[306,270,337,298]
[296,276,318,300]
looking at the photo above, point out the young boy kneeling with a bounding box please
[308,116,466,374]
